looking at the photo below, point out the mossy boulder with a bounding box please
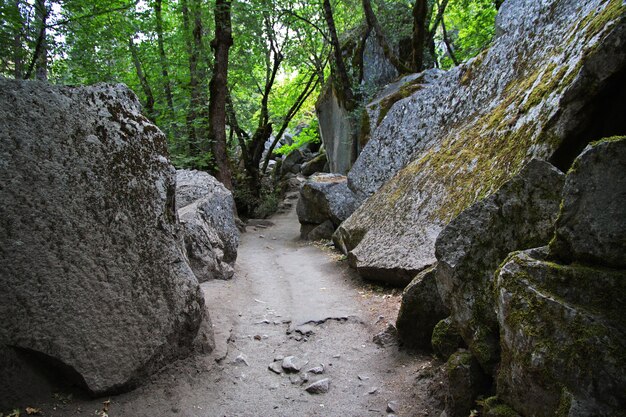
[494,137,626,417]
[335,0,626,284]
[495,248,626,416]
[396,264,449,349]
[444,350,491,417]
[435,159,565,373]
[550,136,626,268]
[431,317,464,360]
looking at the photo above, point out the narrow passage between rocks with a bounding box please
[35,194,443,417]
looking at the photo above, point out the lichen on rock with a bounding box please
[0,80,211,397]
[336,0,626,284]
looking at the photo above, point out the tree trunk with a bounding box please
[12,0,24,79]
[155,0,175,117]
[208,0,234,190]
[441,16,459,66]
[322,0,356,110]
[129,37,156,120]
[362,0,412,74]
[411,0,428,72]
[34,0,47,80]
[25,0,48,80]
[180,0,197,150]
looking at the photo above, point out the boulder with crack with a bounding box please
[495,137,626,417]
[435,159,565,373]
[176,169,240,281]
[0,80,212,401]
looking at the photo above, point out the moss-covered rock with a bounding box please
[434,159,565,373]
[550,136,626,268]
[336,0,626,283]
[396,264,449,348]
[444,350,491,417]
[431,317,464,360]
[495,249,626,416]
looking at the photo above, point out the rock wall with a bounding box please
[0,80,211,399]
[495,137,626,416]
[316,28,401,175]
[335,0,626,283]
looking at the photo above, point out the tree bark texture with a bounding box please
[155,0,175,116]
[208,0,234,190]
[411,0,428,72]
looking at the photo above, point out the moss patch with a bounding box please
[376,80,425,126]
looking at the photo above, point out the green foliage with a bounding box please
[0,0,499,215]
[434,0,497,69]
[275,118,320,155]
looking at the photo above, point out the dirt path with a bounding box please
[23,195,444,417]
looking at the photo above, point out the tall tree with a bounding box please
[128,36,156,120]
[411,0,429,72]
[322,0,356,110]
[154,0,175,117]
[24,0,49,80]
[208,0,234,189]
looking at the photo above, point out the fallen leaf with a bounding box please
[25,408,41,415]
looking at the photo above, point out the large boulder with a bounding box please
[176,169,239,281]
[496,248,626,416]
[297,174,358,240]
[495,137,626,417]
[395,264,449,349]
[335,0,626,283]
[0,80,210,399]
[316,25,405,175]
[435,159,564,372]
[550,136,626,268]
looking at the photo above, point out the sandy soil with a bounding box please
[6,195,445,417]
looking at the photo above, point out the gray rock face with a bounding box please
[176,169,239,281]
[396,264,449,348]
[281,149,305,176]
[336,0,626,283]
[362,28,399,86]
[301,152,328,176]
[495,138,626,417]
[297,174,358,240]
[444,350,489,417]
[316,27,400,175]
[0,80,210,395]
[315,85,358,175]
[496,248,626,417]
[435,159,564,372]
[351,69,446,200]
[551,137,626,268]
